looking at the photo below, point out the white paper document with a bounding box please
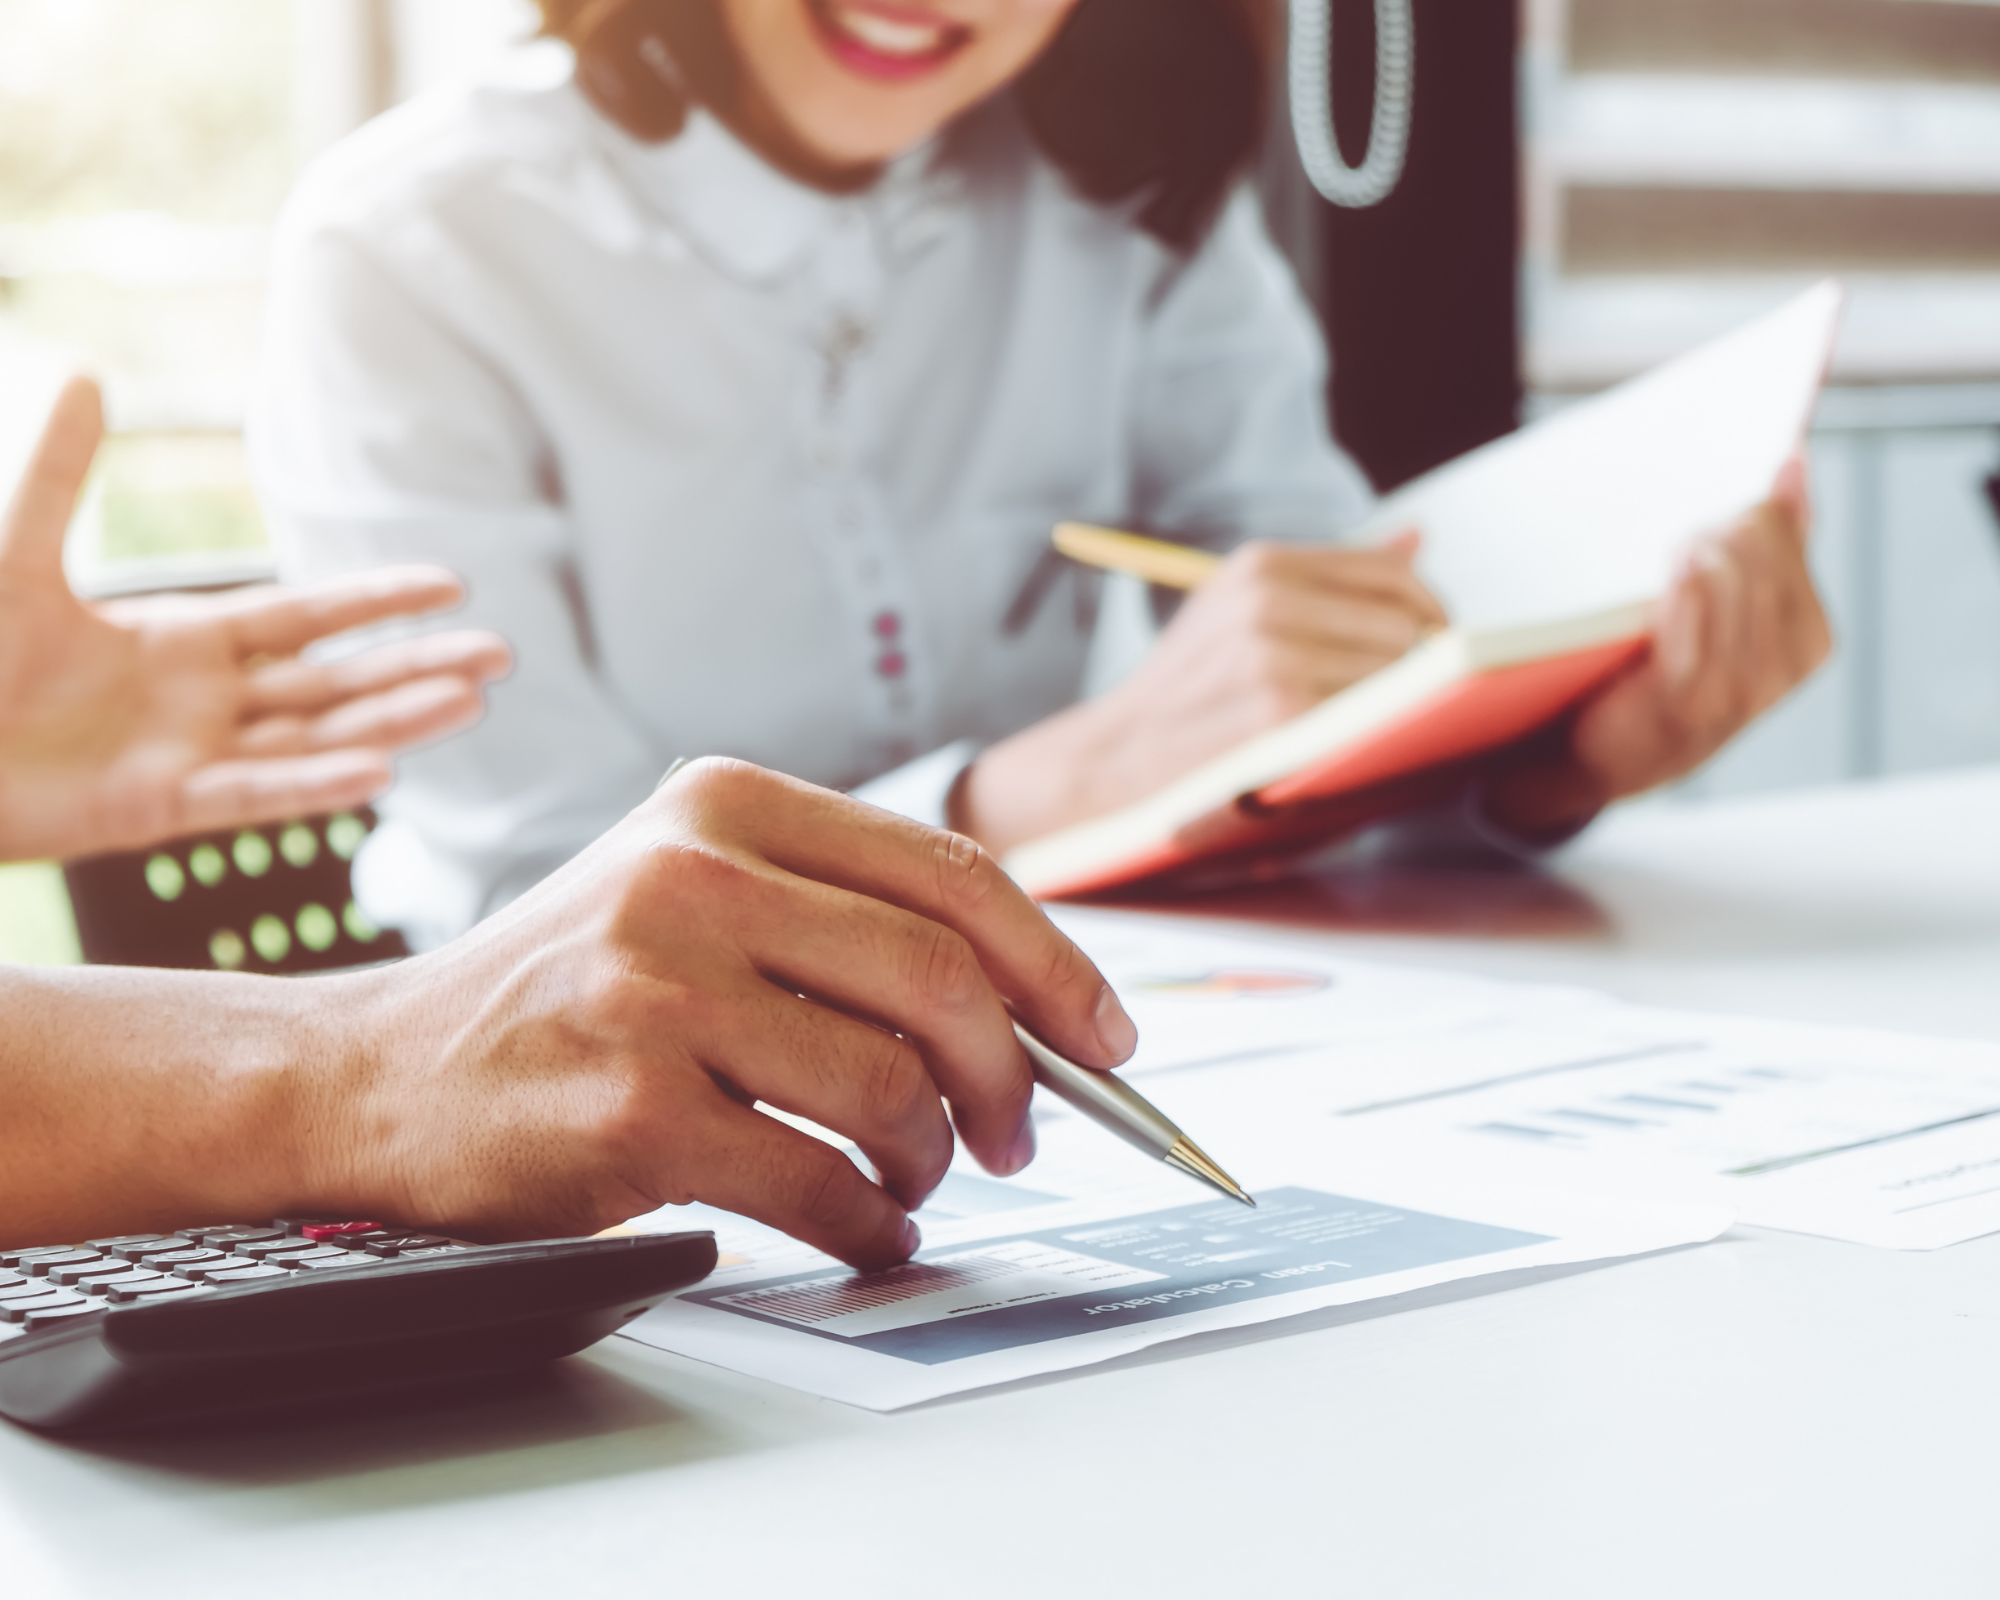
[626,1171,1725,1411]
[620,910,2000,1407]
[1054,906,1618,1078]
[1403,1011,2000,1252]
[1044,911,2000,1252]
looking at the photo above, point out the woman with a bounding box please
[252,0,1827,946]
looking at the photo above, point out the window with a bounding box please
[0,0,532,960]
[0,0,533,578]
[1525,0,2000,798]
[1525,0,2000,387]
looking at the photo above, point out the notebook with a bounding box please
[1003,282,1845,900]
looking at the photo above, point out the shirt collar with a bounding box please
[599,104,964,286]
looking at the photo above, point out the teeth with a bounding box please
[828,5,949,57]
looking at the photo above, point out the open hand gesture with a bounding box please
[0,378,511,861]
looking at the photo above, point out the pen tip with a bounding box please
[1167,1138,1256,1209]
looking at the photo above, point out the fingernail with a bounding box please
[1095,985,1138,1061]
[897,1217,922,1259]
[1003,1116,1037,1176]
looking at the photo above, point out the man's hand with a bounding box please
[959,533,1446,853]
[1484,461,1831,840]
[0,378,512,860]
[309,760,1140,1268]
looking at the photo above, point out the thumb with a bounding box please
[1,376,105,586]
[1770,452,1812,550]
[1376,526,1423,562]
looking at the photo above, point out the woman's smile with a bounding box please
[807,0,974,80]
[717,0,1081,173]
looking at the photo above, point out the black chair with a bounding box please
[62,809,410,973]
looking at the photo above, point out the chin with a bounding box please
[794,100,949,167]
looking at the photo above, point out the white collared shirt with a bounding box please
[250,44,1374,946]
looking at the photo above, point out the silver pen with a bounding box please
[1012,1022,1256,1207]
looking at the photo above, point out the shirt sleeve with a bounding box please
[1125,188,1377,547]
[248,211,664,949]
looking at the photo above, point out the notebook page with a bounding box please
[1365,282,1843,634]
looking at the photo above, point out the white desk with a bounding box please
[7,768,2000,1600]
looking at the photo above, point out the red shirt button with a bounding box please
[872,611,901,640]
[876,651,908,679]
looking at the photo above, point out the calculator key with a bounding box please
[299,1221,384,1242]
[109,1239,190,1261]
[22,1251,102,1277]
[396,1246,475,1258]
[83,1234,175,1254]
[0,1291,87,1323]
[0,1246,83,1269]
[200,1264,290,1284]
[237,1239,325,1261]
[177,1259,266,1283]
[0,1270,27,1289]
[286,1250,379,1272]
[48,1259,149,1286]
[357,1235,453,1256]
[133,1248,228,1272]
[23,1302,106,1332]
[0,1278,68,1301]
[101,1278,207,1305]
[73,1271,166,1297]
[192,1228,287,1250]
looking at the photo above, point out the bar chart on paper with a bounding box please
[1326,1009,2000,1249]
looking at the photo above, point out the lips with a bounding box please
[807,0,972,82]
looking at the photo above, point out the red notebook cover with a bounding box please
[1033,634,1648,899]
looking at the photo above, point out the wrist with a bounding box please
[0,966,392,1247]
[956,693,1128,855]
[200,968,386,1225]
[272,963,409,1224]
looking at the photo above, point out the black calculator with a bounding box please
[0,1218,716,1435]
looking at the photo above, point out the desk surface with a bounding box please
[7,767,2000,1600]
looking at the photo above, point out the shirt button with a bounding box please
[875,651,907,679]
[872,610,901,640]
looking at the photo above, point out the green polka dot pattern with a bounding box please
[189,844,226,887]
[250,914,291,963]
[326,813,367,861]
[279,823,320,869]
[65,811,407,974]
[233,831,274,878]
[144,855,186,902]
[296,902,338,952]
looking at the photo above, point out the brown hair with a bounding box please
[537,0,1278,250]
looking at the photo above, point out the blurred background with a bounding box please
[3,0,1998,960]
